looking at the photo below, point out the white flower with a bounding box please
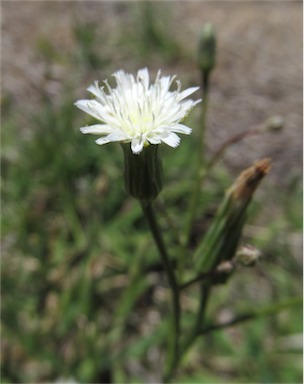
[75,68,201,154]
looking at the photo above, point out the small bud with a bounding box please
[122,144,163,201]
[236,244,262,266]
[261,115,284,133]
[216,261,235,274]
[198,23,216,74]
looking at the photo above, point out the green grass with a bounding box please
[2,4,302,383]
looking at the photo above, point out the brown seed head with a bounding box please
[229,158,271,201]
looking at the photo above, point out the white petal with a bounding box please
[177,87,200,101]
[193,98,202,106]
[171,124,192,135]
[180,99,201,114]
[147,136,162,145]
[107,132,129,142]
[131,137,144,154]
[155,69,161,83]
[95,137,112,145]
[87,81,103,98]
[159,75,175,92]
[161,132,181,148]
[95,132,129,145]
[80,124,112,135]
[114,70,134,90]
[137,68,149,89]
[170,124,192,135]
[75,100,102,121]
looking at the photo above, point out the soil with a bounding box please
[2,1,302,187]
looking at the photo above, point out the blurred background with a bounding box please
[2,1,302,383]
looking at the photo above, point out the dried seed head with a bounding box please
[229,158,271,202]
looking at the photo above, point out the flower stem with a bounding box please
[179,284,211,364]
[199,70,209,166]
[189,72,210,225]
[140,200,180,381]
[178,71,210,279]
[163,283,211,381]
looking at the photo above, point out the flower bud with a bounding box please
[122,143,163,201]
[236,244,262,266]
[195,159,270,273]
[198,23,216,74]
[261,115,284,133]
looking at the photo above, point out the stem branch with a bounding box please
[199,296,302,335]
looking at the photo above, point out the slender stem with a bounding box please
[178,71,210,279]
[163,283,212,381]
[206,125,261,171]
[140,200,180,381]
[180,261,235,290]
[199,70,209,166]
[176,296,302,375]
[180,270,213,290]
[189,72,210,223]
[179,284,211,364]
[199,296,302,335]
[198,121,268,188]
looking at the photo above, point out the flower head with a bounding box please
[75,68,201,154]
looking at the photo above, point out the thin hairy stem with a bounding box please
[140,200,180,381]
[178,72,210,280]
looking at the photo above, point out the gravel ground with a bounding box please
[2,1,302,186]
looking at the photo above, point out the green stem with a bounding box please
[199,70,209,166]
[164,283,211,381]
[180,261,234,290]
[140,200,180,381]
[180,271,213,290]
[178,71,210,279]
[179,284,211,364]
[199,296,302,335]
[176,296,302,370]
